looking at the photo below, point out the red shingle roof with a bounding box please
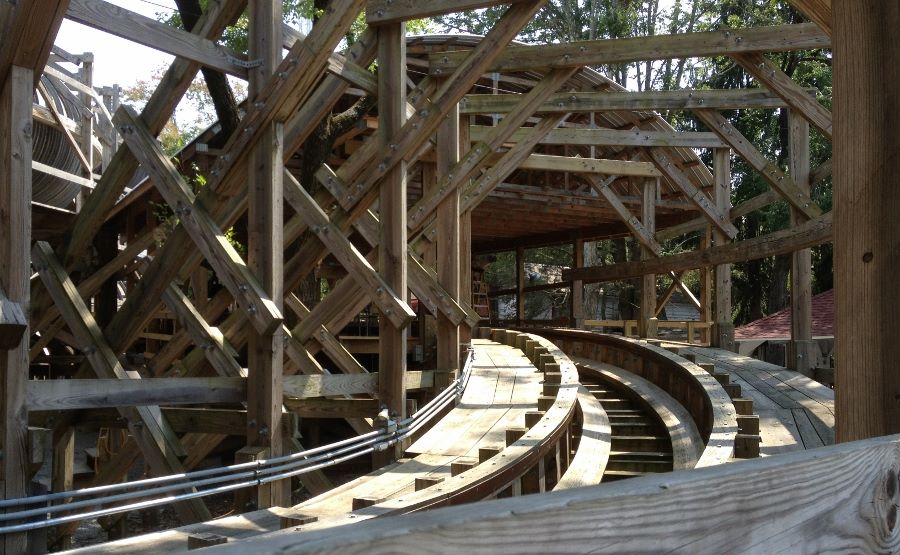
[735,289,834,340]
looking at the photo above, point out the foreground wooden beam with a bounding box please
[367,0,533,25]
[0,0,68,89]
[788,0,832,36]
[564,213,832,283]
[431,23,830,74]
[469,126,728,148]
[231,434,900,553]
[0,64,33,555]
[834,0,900,441]
[0,286,27,350]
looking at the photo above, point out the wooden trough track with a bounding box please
[64,334,604,553]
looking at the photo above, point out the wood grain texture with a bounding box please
[216,434,900,554]
[460,88,792,114]
[431,23,830,74]
[833,0,900,440]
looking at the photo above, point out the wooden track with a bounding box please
[676,345,835,455]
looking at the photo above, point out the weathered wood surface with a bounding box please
[212,434,900,554]
[565,212,832,282]
[679,346,834,454]
[430,23,830,74]
[554,384,609,489]
[460,88,793,114]
[469,125,728,148]
[788,0,832,35]
[366,0,534,25]
[0,286,27,349]
[65,0,247,77]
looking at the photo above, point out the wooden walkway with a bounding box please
[678,346,835,456]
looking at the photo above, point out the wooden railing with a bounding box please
[229,434,900,553]
[584,319,714,344]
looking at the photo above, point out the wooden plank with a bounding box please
[431,23,830,74]
[115,105,283,335]
[564,212,832,283]
[31,241,211,523]
[65,0,247,77]
[648,148,738,239]
[733,52,832,139]
[460,88,793,115]
[283,171,415,329]
[367,0,533,25]
[436,96,460,373]
[788,111,813,375]
[518,153,660,177]
[27,377,246,410]
[638,178,657,337]
[0,286,27,349]
[0,64,33,554]
[282,398,381,418]
[469,125,728,148]
[694,109,822,220]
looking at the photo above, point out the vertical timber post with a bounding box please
[436,103,460,375]
[377,21,408,440]
[0,65,33,555]
[789,110,814,376]
[246,0,286,507]
[834,0,900,440]
[572,239,584,329]
[712,148,734,350]
[638,178,656,338]
[516,246,525,325]
[76,53,94,212]
[459,119,473,345]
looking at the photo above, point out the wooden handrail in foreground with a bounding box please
[216,433,900,553]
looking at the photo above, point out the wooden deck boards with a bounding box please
[679,346,834,455]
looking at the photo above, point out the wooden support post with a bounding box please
[247,0,286,507]
[788,111,814,376]
[572,239,584,328]
[638,178,657,338]
[712,148,734,350]
[459,119,473,345]
[834,0,900,441]
[51,427,74,550]
[436,100,460,373]
[516,245,525,325]
[0,65,32,555]
[699,228,713,345]
[377,21,408,428]
[76,52,94,211]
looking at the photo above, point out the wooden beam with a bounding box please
[247,0,287,508]
[788,0,832,35]
[788,111,813,375]
[517,153,660,177]
[0,0,68,88]
[436,95,460,372]
[367,0,533,25]
[282,398,381,419]
[431,23,830,74]
[712,148,734,350]
[638,179,657,338]
[564,213,832,283]
[65,0,247,78]
[732,52,832,139]
[0,286,27,350]
[30,242,211,523]
[460,88,794,115]
[377,21,408,420]
[695,109,822,221]
[647,148,738,239]
[0,64,32,554]
[469,125,728,148]
[115,105,283,336]
[833,0,900,440]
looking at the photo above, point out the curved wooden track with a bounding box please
[67,329,837,553]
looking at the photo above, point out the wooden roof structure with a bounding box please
[1,0,899,552]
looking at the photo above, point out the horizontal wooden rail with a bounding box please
[26,371,437,410]
[224,434,900,553]
[554,384,610,489]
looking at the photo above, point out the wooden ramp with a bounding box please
[677,346,835,455]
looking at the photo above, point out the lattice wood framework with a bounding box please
[2,0,895,551]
